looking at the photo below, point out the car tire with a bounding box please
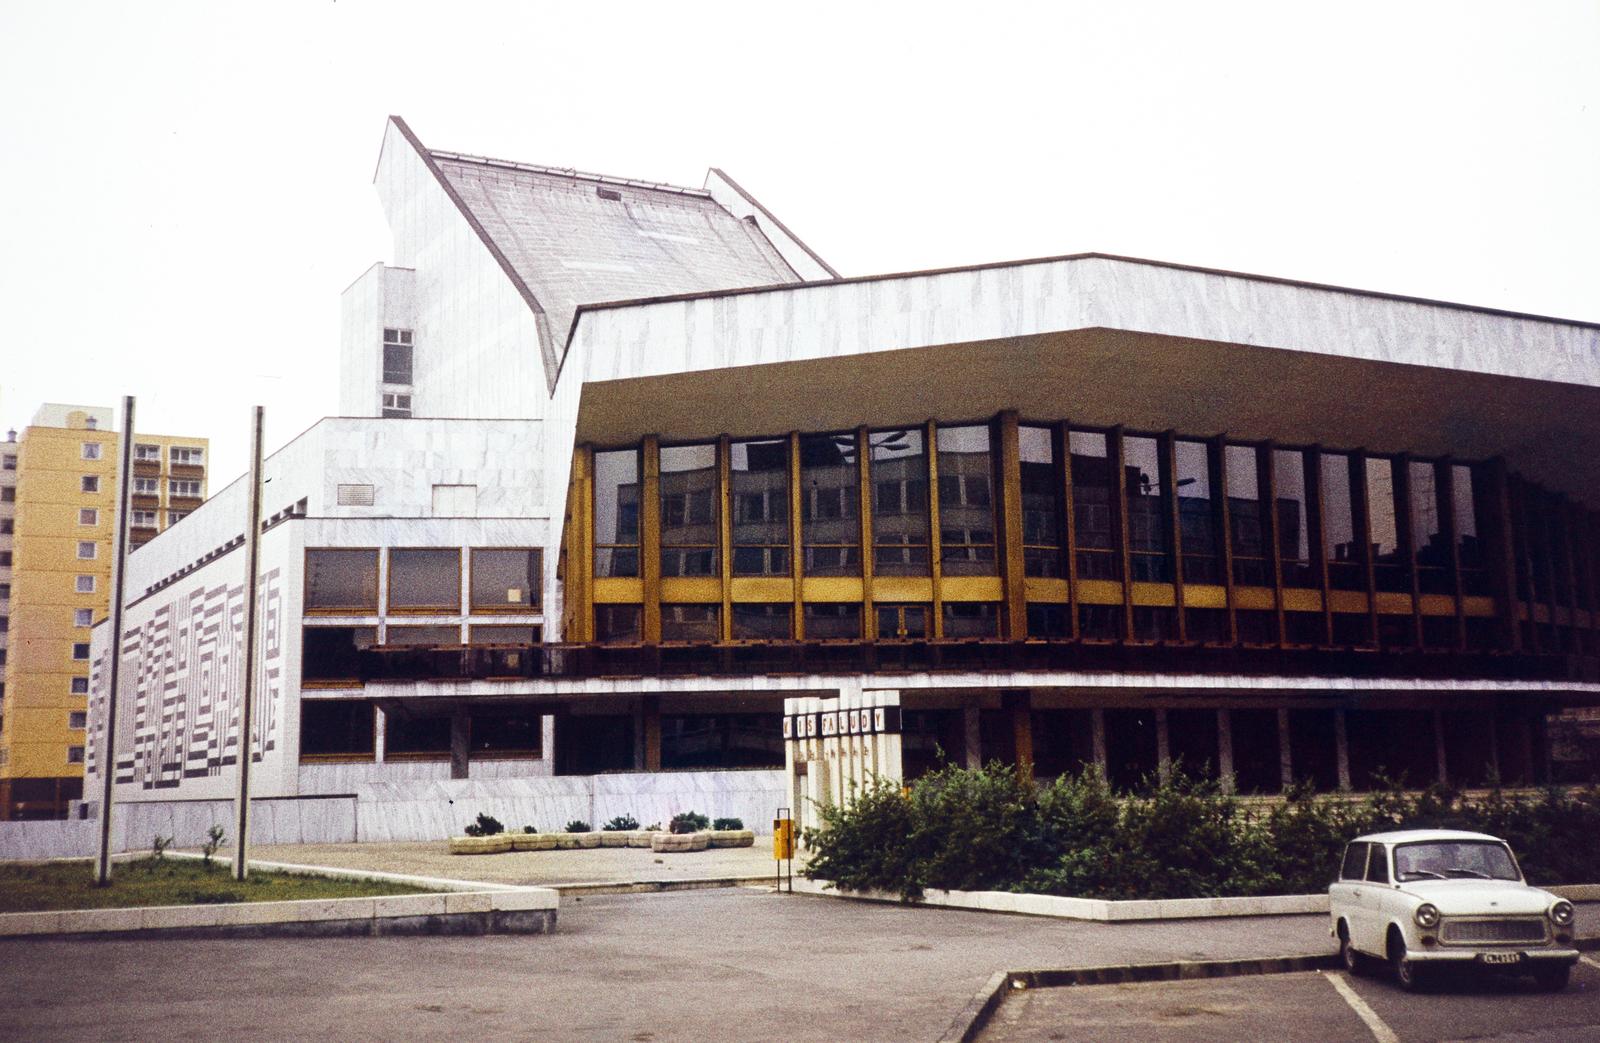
[1532,964,1571,993]
[1392,940,1428,993]
[1339,932,1366,976]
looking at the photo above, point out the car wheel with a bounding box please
[1532,964,1571,993]
[1392,939,1428,992]
[1339,930,1365,975]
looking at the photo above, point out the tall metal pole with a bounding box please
[95,395,136,886]
[232,406,265,881]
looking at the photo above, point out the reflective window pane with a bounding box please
[1070,431,1120,580]
[877,603,930,640]
[300,700,374,756]
[937,425,996,576]
[595,449,641,578]
[1274,450,1313,588]
[470,549,540,611]
[1175,440,1221,584]
[388,548,461,611]
[301,626,376,681]
[1123,435,1171,582]
[732,603,792,640]
[800,433,861,577]
[803,602,861,640]
[1019,426,1063,578]
[1410,462,1450,595]
[595,604,642,643]
[661,444,718,577]
[942,601,999,639]
[384,625,459,646]
[871,428,929,575]
[1226,445,1268,586]
[731,439,791,577]
[305,549,379,612]
[1366,457,1406,593]
[1321,452,1363,591]
[661,603,719,642]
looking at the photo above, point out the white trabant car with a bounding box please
[1329,829,1579,992]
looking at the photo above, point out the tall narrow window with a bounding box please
[660,444,718,577]
[871,428,928,576]
[1069,431,1119,580]
[1365,457,1405,593]
[1321,452,1363,591]
[1453,464,1488,596]
[1175,440,1221,584]
[1225,445,1267,586]
[730,439,790,577]
[383,328,414,384]
[1019,426,1062,578]
[1123,435,1170,582]
[594,448,641,578]
[1409,461,1449,594]
[387,548,462,612]
[937,425,996,576]
[1273,449,1313,588]
[799,433,860,577]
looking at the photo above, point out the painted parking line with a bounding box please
[1323,972,1400,1043]
[1581,955,1600,973]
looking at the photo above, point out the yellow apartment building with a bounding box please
[0,404,208,819]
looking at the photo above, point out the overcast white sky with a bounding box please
[2,1,1595,481]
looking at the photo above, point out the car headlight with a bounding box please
[1549,900,1575,926]
[1414,903,1440,928]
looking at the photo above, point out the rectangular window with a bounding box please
[1019,426,1063,579]
[1226,444,1269,586]
[1365,457,1406,593]
[69,711,87,730]
[2,454,14,470]
[301,626,377,682]
[131,510,157,528]
[134,443,161,462]
[169,479,202,498]
[81,475,100,493]
[594,448,641,578]
[1410,460,1450,595]
[74,608,93,626]
[1320,452,1363,591]
[0,582,9,600]
[660,444,718,577]
[133,477,158,495]
[0,551,11,567]
[304,549,379,612]
[1123,435,1171,582]
[70,677,89,695]
[595,604,643,644]
[72,642,90,660]
[1,487,12,503]
[300,700,376,757]
[170,446,204,466]
[799,433,861,577]
[387,548,462,612]
[803,602,861,640]
[383,328,415,385]
[876,603,929,640]
[1274,449,1313,588]
[67,746,85,764]
[937,425,996,576]
[470,548,541,611]
[79,508,98,525]
[942,601,1000,639]
[381,392,412,418]
[731,438,791,577]
[81,442,102,460]
[871,428,928,576]
[661,603,719,642]
[383,624,459,646]
[167,510,188,524]
[468,624,541,646]
[468,711,543,757]
[1026,602,1071,638]
[1070,431,1120,580]
[386,713,451,756]
[76,575,96,593]
[77,541,97,560]
[1453,464,1489,596]
[731,603,792,640]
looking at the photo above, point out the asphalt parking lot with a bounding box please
[982,954,1600,1042]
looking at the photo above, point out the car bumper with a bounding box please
[1408,948,1579,965]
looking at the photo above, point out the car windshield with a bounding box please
[1393,840,1520,882]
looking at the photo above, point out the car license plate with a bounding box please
[1480,952,1523,965]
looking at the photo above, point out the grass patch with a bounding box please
[0,858,436,913]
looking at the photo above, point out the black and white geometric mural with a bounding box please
[88,568,283,790]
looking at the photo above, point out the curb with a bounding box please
[939,953,1339,1043]
[556,875,774,896]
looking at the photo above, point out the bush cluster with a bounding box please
[670,810,711,835]
[802,763,1600,901]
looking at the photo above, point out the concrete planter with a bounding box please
[511,832,557,852]
[598,831,630,847]
[553,834,583,850]
[625,830,656,848]
[448,835,513,855]
[651,831,711,853]
[707,829,755,849]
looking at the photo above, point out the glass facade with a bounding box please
[799,433,860,577]
[1018,426,1063,578]
[870,428,928,575]
[1069,430,1119,580]
[731,438,790,576]
[594,448,641,578]
[936,425,996,576]
[660,444,718,577]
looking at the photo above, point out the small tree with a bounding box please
[201,825,226,867]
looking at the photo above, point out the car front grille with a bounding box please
[1439,918,1548,944]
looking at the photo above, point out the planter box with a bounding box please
[448,835,513,855]
[625,831,656,848]
[511,833,557,852]
[707,830,755,849]
[553,834,583,850]
[652,831,710,853]
[598,832,630,847]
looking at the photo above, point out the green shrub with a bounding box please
[803,776,922,898]
[603,814,640,831]
[712,817,744,831]
[670,811,711,835]
[565,820,592,833]
[463,813,504,837]
[523,825,537,834]
[201,825,226,867]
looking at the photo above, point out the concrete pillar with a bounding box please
[450,712,470,780]
[632,699,646,771]
[1155,709,1171,778]
[374,706,386,764]
[963,704,982,770]
[1277,709,1293,791]
[1091,709,1107,777]
[1433,709,1449,786]
[1005,691,1033,781]
[642,695,662,773]
[1334,709,1352,791]
[1216,710,1234,793]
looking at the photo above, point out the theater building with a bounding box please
[85,117,1600,835]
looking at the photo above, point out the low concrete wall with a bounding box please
[0,796,358,860]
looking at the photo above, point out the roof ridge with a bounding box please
[429,148,712,198]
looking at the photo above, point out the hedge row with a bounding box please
[802,763,1600,900]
